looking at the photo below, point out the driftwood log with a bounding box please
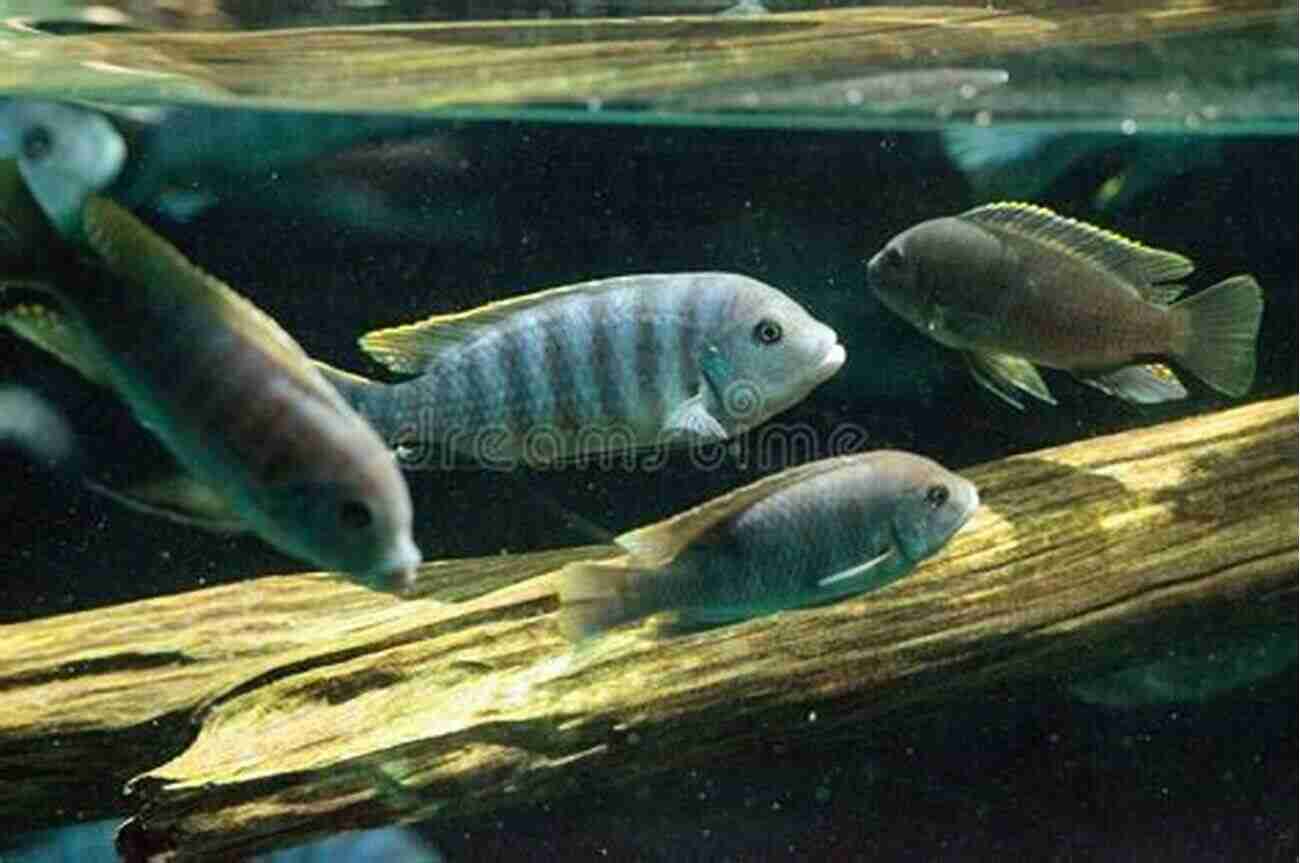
[0,397,1294,857]
[0,1,1290,120]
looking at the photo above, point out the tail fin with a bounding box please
[314,360,387,412]
[556,561,646,642]
[314,360,441,468]
[1171,275,1264,398]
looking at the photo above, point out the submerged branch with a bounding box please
[0,3,1289,113]
[0,397,1294,860]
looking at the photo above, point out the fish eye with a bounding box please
[924,484,949,509]
[881,245,905,269]
[338,499,374,530]
[752,318,783,345]
[21,125,54,162]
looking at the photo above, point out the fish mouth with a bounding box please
[814,342,847,382]
[956,478,977,519]
[950,479,982,532]
[370,538,423,597]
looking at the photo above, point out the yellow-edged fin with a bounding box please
[966,350,1056,409]
[960,202,1194,300]
[359,277,622,374]
[615,455,860,566]
[1,297,112,388]
[1076,363,1188,404]
[77,195,350,412]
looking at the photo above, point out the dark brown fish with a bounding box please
[866,202,1264,407]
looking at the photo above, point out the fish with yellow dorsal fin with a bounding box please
[0,102,422,593]
[318,271,845,469]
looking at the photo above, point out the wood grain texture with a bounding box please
[0,544,616,829]
[2,398,1293,857]
[0,2,1289,112]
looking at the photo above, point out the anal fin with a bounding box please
[1076,363,1187,404]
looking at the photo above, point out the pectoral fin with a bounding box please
[1,298,113,388]
[85,474,247,533]
[663,392,728,443]
[697,343,737,410]
[816,548,896,589]
[966,351,1056,410]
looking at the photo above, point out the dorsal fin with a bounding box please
[358,280,597,374]
[960,202,1194,299]
[358,273,714,375]
[615,455,861,565]
[78,195,350,411]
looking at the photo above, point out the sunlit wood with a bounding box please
[0,2,1289,113]
[0,397,1293,858]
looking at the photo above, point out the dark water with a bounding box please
[4,123,1296,613]
[1,97,1296,863]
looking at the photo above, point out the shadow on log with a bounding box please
[0,397,1294,859]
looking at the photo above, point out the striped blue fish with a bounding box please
[322,272,845,468]
[0,104,421,592]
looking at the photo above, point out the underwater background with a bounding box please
[1,1,1296,860]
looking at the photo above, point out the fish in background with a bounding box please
[0,100,422,592]
[556,450,979,639]
[2,820,442,863]
[319,272,846,469]
[866,202,1264,408]
[70,99,496,244]
[0,91,495,244]
[1069,626,1297,708]
[941,127,1227,212]
[0,100,126,238]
